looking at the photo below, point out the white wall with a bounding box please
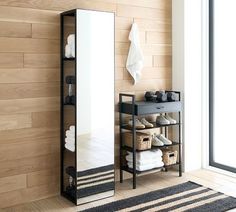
[172,0,203,172]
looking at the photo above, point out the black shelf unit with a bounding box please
[119,92,182,189]
[60,9,77,204]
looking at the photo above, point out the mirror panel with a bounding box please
[76,9,115,204]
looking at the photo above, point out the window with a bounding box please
[209,0,236,172]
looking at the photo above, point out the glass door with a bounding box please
[209,0,236,172]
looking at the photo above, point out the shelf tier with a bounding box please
[122,141,181,152]
[121,122,181,131]
[64,103,75,106]
[63,57,75,61]
[122,162,180,175]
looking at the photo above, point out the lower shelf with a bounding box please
[122,162,180,175]
[122,141,181,152]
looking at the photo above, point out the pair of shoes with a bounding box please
[152,133,172,146]
[145,91,179,102]
[156,114,176,125]
[128,118,153,129]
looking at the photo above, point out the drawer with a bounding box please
[120,101,182,115]
[137,102,182,115]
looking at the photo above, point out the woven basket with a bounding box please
[124,132,152,150]
[162,150,178,166]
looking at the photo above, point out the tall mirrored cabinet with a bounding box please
[60,9,115,205]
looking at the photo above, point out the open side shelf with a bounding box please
[122,141,181,152]
[63,57,75,61]
[121,122,181,131]
[122,163,180,175]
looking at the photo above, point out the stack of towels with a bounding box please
[65,125,75,152]
[126,149,164,171]
[65,34,75,58]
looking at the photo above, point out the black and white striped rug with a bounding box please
[77,164,114,198]
[82,181,236,212]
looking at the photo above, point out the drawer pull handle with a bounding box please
[156,106,164,109]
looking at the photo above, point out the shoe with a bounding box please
[128,119,145,129]
[140,118,154,128]
[156,115,170,125]
[165,114,177,124]
[157,134,172,145]
[152,133,164,146]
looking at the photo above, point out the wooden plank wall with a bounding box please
[0,0,171,208]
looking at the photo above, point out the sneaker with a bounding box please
[157,134,172,145]
[140,118,154,128]
[165,114,177,124]
[152,133,164,146]
[156,115,170,125]
[128,119,145,129]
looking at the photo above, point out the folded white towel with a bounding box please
[128,161,164,171]
[65,137,75,144]
[127,149,163,160]
[126,155,163,165]
[66,130,74,137]
[65,143,75,152]
[69,125,75,132]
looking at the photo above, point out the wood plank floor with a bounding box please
[2,169,236,212]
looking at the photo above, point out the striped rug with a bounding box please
[82,181,236,212]
[77,164,114,199]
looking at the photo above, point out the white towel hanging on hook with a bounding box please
[126,22,144,84]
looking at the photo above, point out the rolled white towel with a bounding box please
[66,130,74,137]
[65,137,75,144]
[127,161,164,171]
[70,42,75,58]
[65,143,75,152]
[125,155,163,165]
[67,34,75,45]
[65,44,72,58]
[127,149,163,160]
[69,125,75,132]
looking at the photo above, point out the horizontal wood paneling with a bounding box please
[32,111,60,128]
[0,21,31,38]
[0,82,59,100]
[0,37,59,53]
[32,23,59,39]
[0,154,59,178]
[0,113,31,131]
[0,53,23,68]
[146,32,171,44]
[117,4,171,20]
[0,0,116,12]
[27,168,59,188]
[0,183,59,208]
[24,54,60,68]
[0,174,27,194]
[0,6,59,24]
[0,139,59,162]
[0,0,171,208]
[0,68,59,84]
[0,97,59,115]
[153,55,172,67]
